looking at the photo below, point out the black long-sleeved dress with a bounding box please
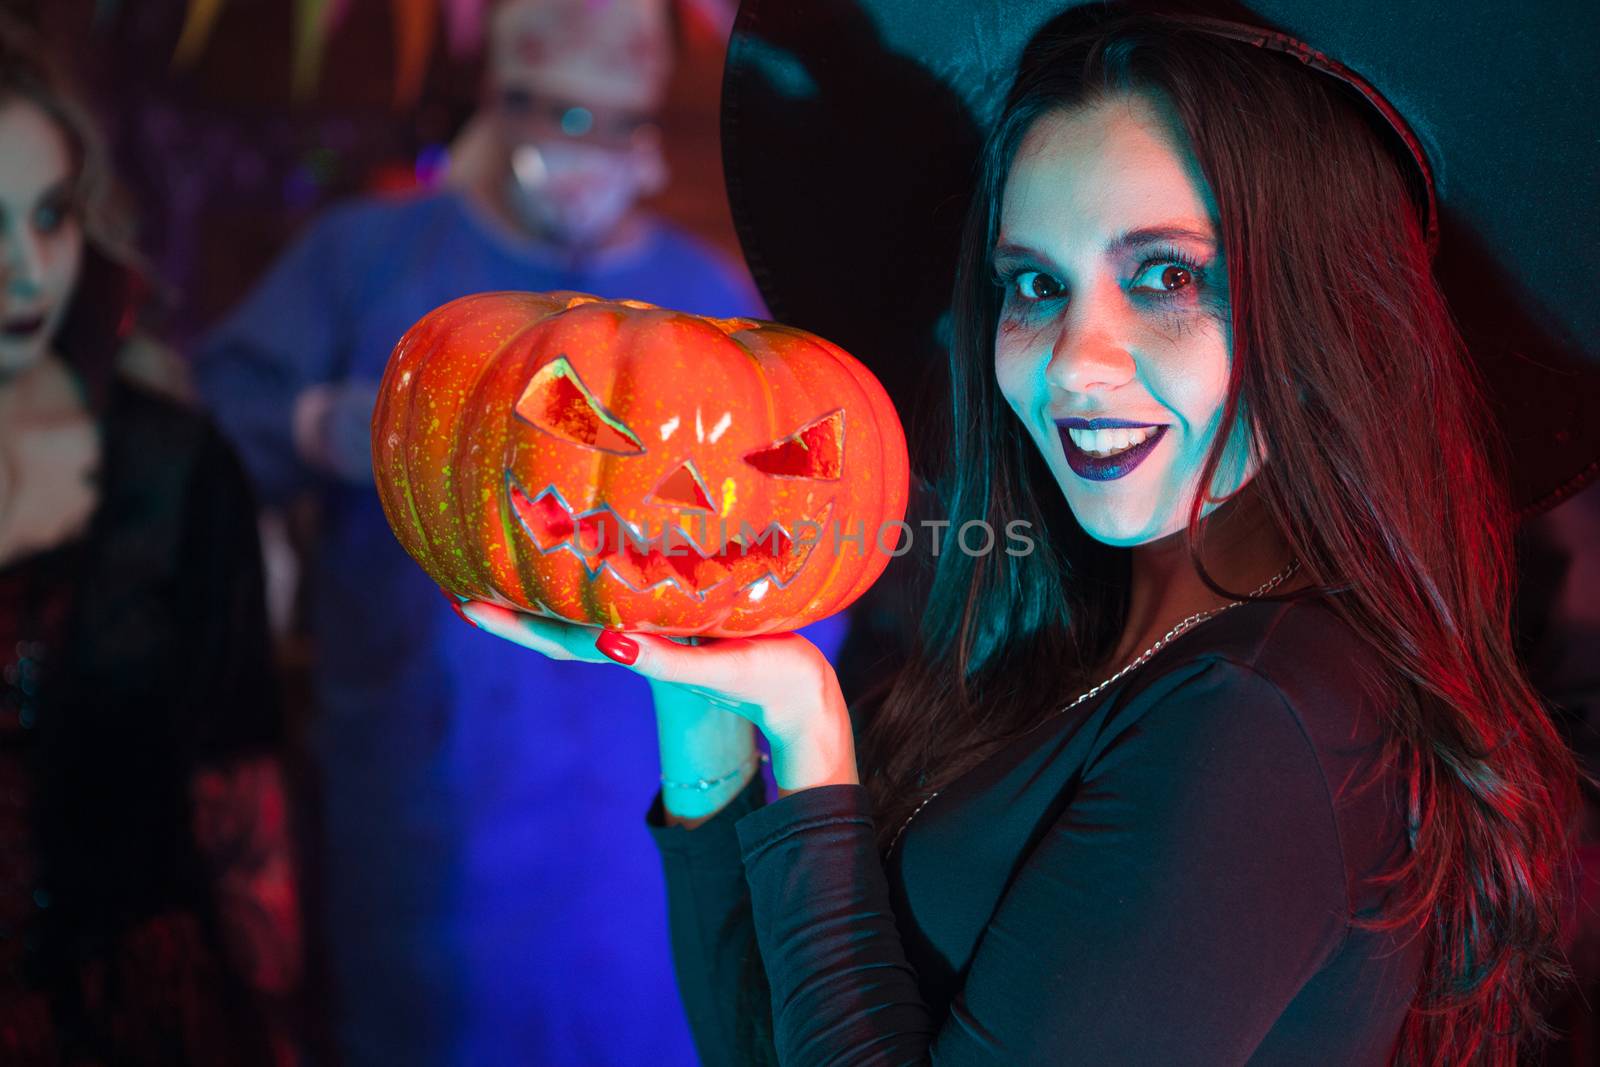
[644,593,1426,1065]
[0,379,285,1066]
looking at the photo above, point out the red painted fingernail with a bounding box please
[595,630,638,665]
[441,589,478,628]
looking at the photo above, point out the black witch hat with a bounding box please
[720,0,1600,519]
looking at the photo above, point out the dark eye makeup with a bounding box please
[991,243,1212,320]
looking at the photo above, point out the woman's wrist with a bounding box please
[661,751,768,793]
[652,679,762,823]
[652,679,756,764]
[658,761,762,827]
[771,704,859,798]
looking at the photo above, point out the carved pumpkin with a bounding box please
[371,291,910,637]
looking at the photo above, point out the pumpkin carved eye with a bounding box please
[647,461,715,511]
[743,409,844,480]
[515,355,645,455]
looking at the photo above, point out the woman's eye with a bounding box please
[1130,262,1196,294]
[33,202,65,234]
[1012,270,1063,301]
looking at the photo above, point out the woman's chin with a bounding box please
[1065,498,1182,548]
[1056,471,1179,547]
[0,343,46,383]
[1056,453,1264,548]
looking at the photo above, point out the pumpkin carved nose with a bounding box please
[647,460,714,511]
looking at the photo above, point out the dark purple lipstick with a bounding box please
[2,313,46,340]
[1055,417,1169,482]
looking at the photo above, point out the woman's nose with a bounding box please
[2,229,47,299]
[1043,296,1137,395]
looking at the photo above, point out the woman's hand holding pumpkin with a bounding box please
[454,599,859,798]
[373,293,900,801]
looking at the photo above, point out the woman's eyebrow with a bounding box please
[989,241,1054,270]
[992,223,1218,271]
[36,178,72,205]
[1105,223,1217,254]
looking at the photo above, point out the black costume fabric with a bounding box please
[0,378,281,1066]
[645,593,1426,1065]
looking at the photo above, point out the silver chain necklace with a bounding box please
[884,558,1302,859]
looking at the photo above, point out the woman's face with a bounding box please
[992,92,1258,547]
[0,98,84,381]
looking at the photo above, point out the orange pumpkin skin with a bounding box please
[371,291,910,637]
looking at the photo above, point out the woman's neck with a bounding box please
[1107,480,1303,670]
[0,351,85,427]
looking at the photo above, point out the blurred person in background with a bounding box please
[193,1,845,1065]
[0,17,300,1067]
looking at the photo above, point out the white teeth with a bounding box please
[1066,425,1160,456]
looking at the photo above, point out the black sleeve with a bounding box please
[643,769,774,1067]
[728,659,1351,1065]
[173,417,285,760]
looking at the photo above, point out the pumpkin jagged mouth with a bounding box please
[506,476,832,600]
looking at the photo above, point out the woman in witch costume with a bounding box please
[458,2,1599,1064]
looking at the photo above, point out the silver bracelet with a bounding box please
[660,752,768,792]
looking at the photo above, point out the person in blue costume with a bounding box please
[463,2,1600,1065]
[194,2,846,1065]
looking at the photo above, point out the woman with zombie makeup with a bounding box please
[461,1,1600,1064]
[0,20,299,1066]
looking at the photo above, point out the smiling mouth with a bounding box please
[1,313,46,340]
[1062,423,1164,457]
[506,475,831,599]
[1054,420,1169,481]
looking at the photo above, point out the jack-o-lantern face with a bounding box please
[372,291,909,636]
[505,356,846,598]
